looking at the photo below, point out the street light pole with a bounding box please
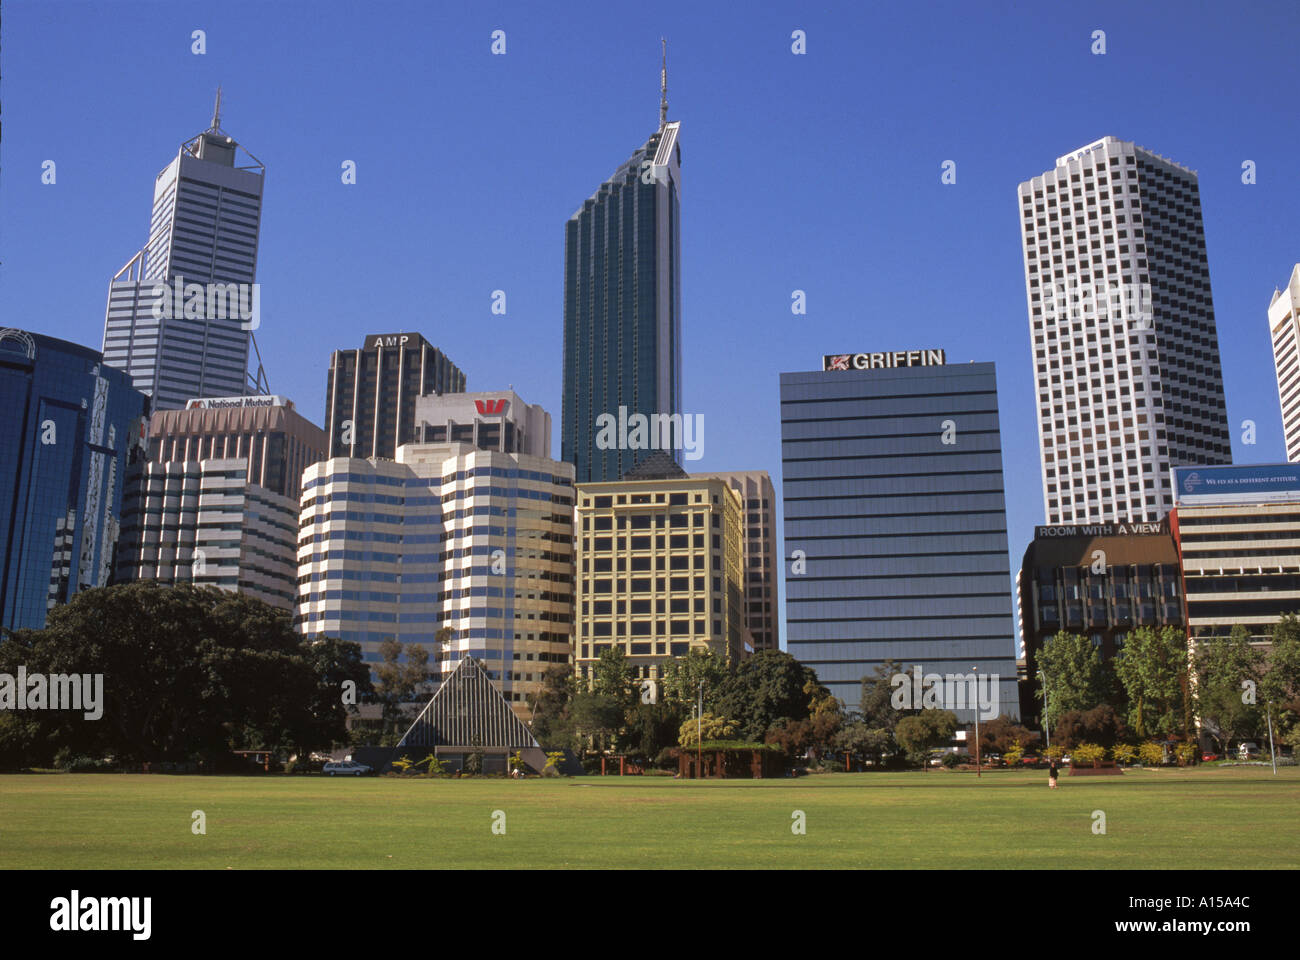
[1267,702,1278,776]
[973,665,981,778]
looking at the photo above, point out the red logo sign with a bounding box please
[474,398,507,415]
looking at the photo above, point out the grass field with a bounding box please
[2,766,1297,869]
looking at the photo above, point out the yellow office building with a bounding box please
[574,453,748,687]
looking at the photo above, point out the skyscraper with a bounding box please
[0,329,149,631]
[324,332,466,460]
[1018,136,1232,525]
[1268,264,1300,461]
[103,91,268,409]
[780,351,1019,719]
[562,48,682,483]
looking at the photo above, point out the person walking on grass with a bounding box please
[1048,758,1059,789]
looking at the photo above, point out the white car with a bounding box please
[323,760,372,777]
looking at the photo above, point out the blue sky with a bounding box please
[3,0,1298,647]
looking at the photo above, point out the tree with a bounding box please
[1193,626,1264,756]
[1053,704,1126,750]
[716,650,826,742]
[1262,614,1300,738]
[894,710,958,768]
[1114,626,1193,739]
[833,721,893,767]
[527,664,578,751]
[1036,631,1116,730]
[623,700,685,761]
[678,712,738,747]
[592,646,638,714]
[966,714,1041,756]
[859,659,905,734]
[0,582,350,766]
[570,688,625,753]
[660,648,730,712]
[372,639,432,743]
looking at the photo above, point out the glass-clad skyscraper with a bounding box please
[102,93,267,410]
[0,329,149,631]
[562,118,682,483]
[780,355,1019,719]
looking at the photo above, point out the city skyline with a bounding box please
[4,2,1299,647]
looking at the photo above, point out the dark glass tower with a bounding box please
[780,357,1020,719]
[324,332,465,460]
[0,329,149,631]
[562,117,682,483]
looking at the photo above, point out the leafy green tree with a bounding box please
[570,688,625,753]
[1262,614,1300,734]
[1193,625,1264,756]
[859,659,905,734]
[716,650,826,742]
[372,639,431,743]
[1114,626,1192,739]
[832,721,893,766]
[623,700,685,760]
[1036,631,1117,729]
[0,582,348,765]
[592,646,638,713]
[660,648,730,712]
[894,710,958,768]
[527,664,578,751]
[678,712,738,747]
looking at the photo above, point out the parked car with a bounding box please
[323,760,372,777]
[1021,754,1042,767]
[1202,752,1220,762]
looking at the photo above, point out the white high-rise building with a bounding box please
[1018,136,1232,525]
[1268,264,1300,461]
[103,91,268,410]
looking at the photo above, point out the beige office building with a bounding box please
[574,453,748,689]
[693,470,779,651]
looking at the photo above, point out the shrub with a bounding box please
[941,752,960,769]
[1138,741,1165,766]
[1004,743,1024,766]
[464,751,484,775]
[1043,744,1065,763]
[1176,742,1197,765]
[1072,742,1106,765]
[1111,743,1137,765]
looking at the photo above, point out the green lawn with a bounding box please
[2,766,1297,869]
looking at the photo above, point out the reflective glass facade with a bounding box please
[780,362,1019,718]
[0,330,149,631]
[562,122,682,483]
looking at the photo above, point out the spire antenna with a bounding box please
[659,38,668,128]
[211,86,223,131]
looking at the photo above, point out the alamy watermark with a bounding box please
[151,275,260,330]
[594,406,704,461]
[890,666,999,720]
[0,666,103,720]
[1039,277,1152,327]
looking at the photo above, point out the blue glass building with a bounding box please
[780,356,1019,719]
[562,120,682,483]
[0,329,149,632]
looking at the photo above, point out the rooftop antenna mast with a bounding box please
[659,38,668,128]
[211,85,223,132]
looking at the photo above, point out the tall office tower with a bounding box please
[114,395,326,611]
[103,92,269,410]
[1268,264,1300,461]
[693,470,779,651]
[324,332,466,460]
[298,389,574,722]
[573,453,748,689]
[0,329,149,632]
[1018,136,1232,525]
[781,351,1019,719]
[562,53,682,484]
[416,389,550,456]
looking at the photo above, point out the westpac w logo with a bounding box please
[475,399,508,415]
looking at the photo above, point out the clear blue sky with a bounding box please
[3,0,1298,648]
